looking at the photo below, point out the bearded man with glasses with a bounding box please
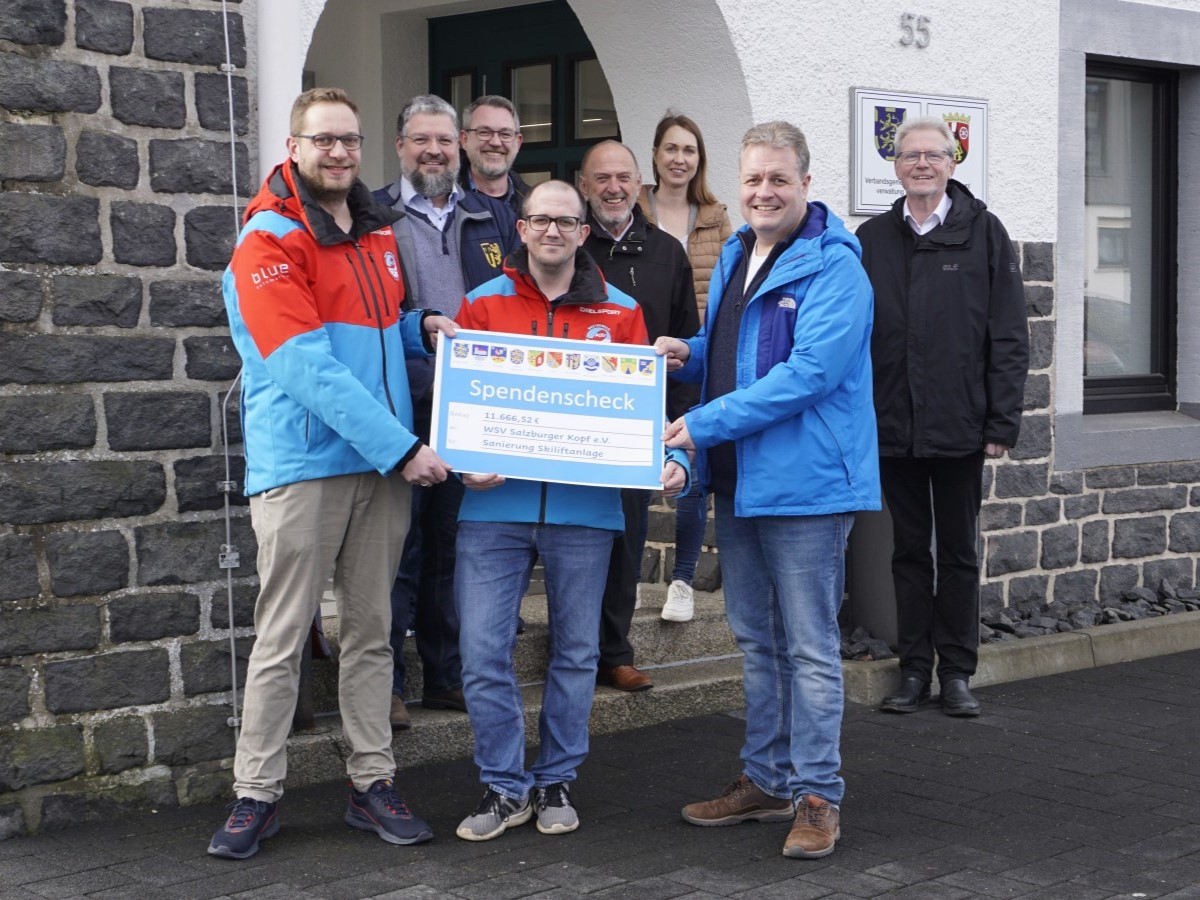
[857,116,1029,718]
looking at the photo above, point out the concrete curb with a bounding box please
[843,608,1200,706]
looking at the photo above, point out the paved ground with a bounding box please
[6,650,1200,899]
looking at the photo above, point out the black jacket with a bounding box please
[583,205,700,420]
[857,180,1028,457]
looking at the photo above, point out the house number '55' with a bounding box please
[899,13,931,48]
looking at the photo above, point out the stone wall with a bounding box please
[0,0,255,837]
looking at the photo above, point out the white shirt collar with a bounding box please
[903,191,952,236]
[399,176,461,229]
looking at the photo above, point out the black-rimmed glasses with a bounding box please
[464,127,520,143]
[293,133,364,151]
[524,215,582,233]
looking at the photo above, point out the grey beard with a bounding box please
[409,168,458,199]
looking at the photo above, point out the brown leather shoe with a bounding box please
[422,688,467,712]
[389,694,411,730]
[782,795,840,859]
[682,774,794,826]
[597,664,653,692]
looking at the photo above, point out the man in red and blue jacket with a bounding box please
[209,88,456,860]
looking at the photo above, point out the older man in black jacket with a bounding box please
[857,116,1028,717]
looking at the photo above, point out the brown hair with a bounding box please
[289,87,359,136]
[652,112,718,207]
[741,121,810,177]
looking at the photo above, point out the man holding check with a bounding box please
[451,179,689,842]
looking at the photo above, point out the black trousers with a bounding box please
[599,488,650,668]
[879,453,984,682]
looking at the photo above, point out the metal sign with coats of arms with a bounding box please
[874,106,907,161]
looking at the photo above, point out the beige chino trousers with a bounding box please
[234,471,411,802]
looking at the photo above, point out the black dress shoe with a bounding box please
[939,679,981,717]
[879,676,930,713]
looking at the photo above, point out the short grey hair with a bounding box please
[740,121,810,177]
[894,116,955,156]
[396,94,457,136]
[463,95,520,131]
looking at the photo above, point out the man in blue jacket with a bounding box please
[656,121,879,861]
[374,94,519,729]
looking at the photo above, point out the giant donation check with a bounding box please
[429,330,667,489]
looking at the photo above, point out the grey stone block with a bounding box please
[1008,574,1049,610]
[1112,516,1167,558]
[1024,284,1053,317]
[0,804,25,840]
[692,552,721,592]
[184,335,240,381]
[111,201,177,267]
[76,129,139,188]
[181,636,252,695]
[1028,319,1054,370]
[93,717,147,775]
[994,463,1049,499]
[0,334,174,384]
[986,531,1038,577]
[75,0,133,55]
[981,502,1022,531]
[1040,524,1079,569]
[43,649,170,713]
[1086,466,1136,489]
[185,205,237,270]
[645,508,674,544]
[0,122,65,181]
[1137,463,1171,485]
[0,460,165,525]
[174,454,248,513]
[0,0,66,45]
[149,279,226,327]
[105,391,211,451]
[51,275,141,327]
[1144,558,1195,591]
[0,394,96,453]
[1010,414,1050,460]
[195,72,249,134]
[1169,461,1200,483]
[1022,241,1055,281]
[979,580,1003,617]
[1065,493,1100,520]
[1170,512,1200,553]
[0,666,31,723]
[1023,373,1050,411]
[0,52,100,112]
[150,139,249,196]
[1081,520,1109,563]
[45,530,129,597]
[108,591,200,643]
[143,8,246,66]
[0,725,84,792]
[0,534,38,601]
[109,66,185,128]
[1102,486,1188,515]
[1099,564,1139,600]
[135,517,255,586]
[1050,471,1083,495]
[209,580,257,629]
[0,194,101,264]
[0,605,100,656]
[152,706,236,765]
[38,779,177,831]
[0,271,41,321]
[1053,568,1098,605]
[1024,497,1060,526]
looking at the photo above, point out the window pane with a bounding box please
[1084,77,1155,377]
[511,63,553,144]
[573,58,617,140]
[447,73,473,124]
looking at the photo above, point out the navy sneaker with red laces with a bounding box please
[207,797,280,859]
[345,778,433,845]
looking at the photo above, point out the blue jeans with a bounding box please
[714,494,853,805]
[388,477,464,698]
[456,520,614,800]
[672,487,707,584]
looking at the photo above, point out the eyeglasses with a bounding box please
[293,133,364,151]
[524,215,582,233]
[896,149,952,166]
[465,127,520,143]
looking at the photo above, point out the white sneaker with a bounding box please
[661,580,694,622]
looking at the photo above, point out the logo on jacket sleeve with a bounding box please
[384,251,400,281]
[481,241,502,269]
[777,295,796,310]
[251,263,290,287]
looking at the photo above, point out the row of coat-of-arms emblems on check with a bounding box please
[875,107,970,163]
[453,340,656,377]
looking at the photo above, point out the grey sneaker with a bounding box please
[534,782,579,834]
[455,787,531,841]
